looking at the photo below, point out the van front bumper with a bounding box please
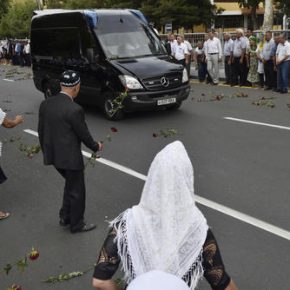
[123,84,190,112]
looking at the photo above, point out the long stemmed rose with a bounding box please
[85,127,119,168]
[3,136,41,159]
[4,248,40,290]
[107,89,128,118]
[152,128,177,138]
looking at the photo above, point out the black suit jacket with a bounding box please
[38,93,99,170]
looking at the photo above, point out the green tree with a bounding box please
[148,0,214,28]
[0,0,37,38]
[238,0,264,30]
[0,0,10,19]
[275,0,290,16]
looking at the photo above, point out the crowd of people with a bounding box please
[0,39,31,66]
[166,29,290,94]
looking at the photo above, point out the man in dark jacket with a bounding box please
[38,70,103,233]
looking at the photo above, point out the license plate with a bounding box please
[157,97,176,106]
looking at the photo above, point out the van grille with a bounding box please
[142,73,182,91]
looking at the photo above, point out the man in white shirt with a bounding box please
[204,30,222,85]
[24,40,31,66]
[183,37,193,78]
[262,31,276,90]
[276,33,290,94]
[231,29,247,86]
[174,35,189,67]
[223,33,233,84]
[168,33,177,57]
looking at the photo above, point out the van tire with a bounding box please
[43,82,52,99]
[103,91,124,121]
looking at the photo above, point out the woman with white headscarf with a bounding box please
[92,141,238,290]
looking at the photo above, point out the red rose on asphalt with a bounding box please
[11,285,21,290]
[29,248,39,261]
[153,133,158,138]
[110,127,118,133]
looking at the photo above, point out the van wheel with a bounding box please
[103,91,124,120]
[43,83,52,99]
[168,101,182,110]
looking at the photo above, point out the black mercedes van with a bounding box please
[31,9,190,119]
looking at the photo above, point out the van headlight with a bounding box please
[119,75,143,90]
[182,68,188,83]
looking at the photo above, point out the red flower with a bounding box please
[11,285,21,290]
[29,248,39,261]
[110,127,118,133]
[153,133,158,138]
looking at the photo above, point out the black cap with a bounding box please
[60,70,80,87]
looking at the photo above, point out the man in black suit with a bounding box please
[38,70,103,233]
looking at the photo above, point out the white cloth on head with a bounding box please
[127,270,190,290]
[110,141,208,290]
[0,108,7,157]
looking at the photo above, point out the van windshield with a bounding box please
[97,24,166,59]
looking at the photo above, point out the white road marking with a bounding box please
[3,78,15,82]
[224,117,290,131]
[24,128,290,241]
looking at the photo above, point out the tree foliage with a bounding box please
[275,0,290,15]
[46,0,215,28]
[0,0,216,38]
[0,0,10,19]
[0,0,37,38]
[238,0,264,29]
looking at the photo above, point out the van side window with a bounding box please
[82,30,101,63]
[32,28,81,58]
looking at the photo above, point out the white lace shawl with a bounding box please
[111,141,208,289]
[0,108,6,157]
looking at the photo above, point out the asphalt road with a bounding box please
[0,66,290,290]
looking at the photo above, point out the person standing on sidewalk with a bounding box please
[276,34,290,94]
[223,33,233,85]
[173,35,190,67]
[194,41,207,82]
[262,31,276,90]
[38,70,103,233]
[204,30,222,85]
[271,35,280,91]
[231,29,247,86]
[183,37,193,79]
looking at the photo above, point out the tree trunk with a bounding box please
[263,0,273,31]
[251,7,258,30]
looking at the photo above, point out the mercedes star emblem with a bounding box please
[160,77,169,87]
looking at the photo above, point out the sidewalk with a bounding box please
[190,65,225,80]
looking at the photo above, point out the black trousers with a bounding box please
[232,57,247,85]
[224,56,232,83]
[56,168,85,231]
[264,60,275,89]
